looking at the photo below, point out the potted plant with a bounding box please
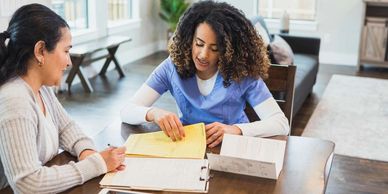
[159,0,190,41]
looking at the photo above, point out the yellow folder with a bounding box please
[124,123,206,159]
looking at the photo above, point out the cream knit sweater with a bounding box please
[0,77,107,193]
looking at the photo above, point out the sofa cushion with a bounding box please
[293,54,319,115]
[251,16,272,42]
[270,35,294,65]
[254,22,271,46]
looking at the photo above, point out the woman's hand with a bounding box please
[205,122,242,148]
[146,107,185,141]
[79,149,97,160]
[100,146,126,172]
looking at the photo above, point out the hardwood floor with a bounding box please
[58,51,388,193]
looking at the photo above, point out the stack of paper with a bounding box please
[100,123,209,193]
[124,123,207,159]
[207,134,286,179]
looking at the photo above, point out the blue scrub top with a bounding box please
[146,57,272,125]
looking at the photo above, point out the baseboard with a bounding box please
[319,52,358,66]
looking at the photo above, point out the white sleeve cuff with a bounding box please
[121,104,152,124]
[236,97,290,137]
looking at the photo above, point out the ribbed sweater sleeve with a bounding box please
[0,117,106,193]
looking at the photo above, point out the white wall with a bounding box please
[224,0,364,66]
[0,0,50,30]
[316,0,363,66]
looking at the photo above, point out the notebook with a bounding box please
[100,157,209,193]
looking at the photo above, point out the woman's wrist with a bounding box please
[232,125,242,135]
[79,149,97,160]
[146,107,156,122]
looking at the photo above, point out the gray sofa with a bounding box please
[251,16,321,117]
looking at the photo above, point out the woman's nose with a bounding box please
[198,49,208,60]
[67,57,72,67]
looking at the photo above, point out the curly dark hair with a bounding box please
[168,1,270,87]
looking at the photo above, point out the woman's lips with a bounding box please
[196,58,209,67]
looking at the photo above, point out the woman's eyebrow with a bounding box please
[195,37,205,43]
[195,37,217,46]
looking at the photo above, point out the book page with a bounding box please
[220,134,286,164]
[103,158,208,192]
[124,123,206,159]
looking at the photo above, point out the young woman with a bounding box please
[0,4,125,193]
[121,1,289,148]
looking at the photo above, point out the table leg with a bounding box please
[77,67,94,93]
[66,56,84,94]
[99,46,125,78]
[67,55,94,93]
[99,52,113,76]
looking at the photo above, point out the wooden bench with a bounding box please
[66,35,131,93]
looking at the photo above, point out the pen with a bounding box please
[107,144,119,148]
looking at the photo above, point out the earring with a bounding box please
[38,61,42,67]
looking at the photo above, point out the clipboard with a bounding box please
[100,157,210,193]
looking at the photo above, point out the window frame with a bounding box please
[53,0,141,44]
[255,0,318,33]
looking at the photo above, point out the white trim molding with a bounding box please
[320,52,358,66]
[265,18,318,33]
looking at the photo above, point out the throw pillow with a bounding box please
[254,22,271,47]
[269,35,294,65]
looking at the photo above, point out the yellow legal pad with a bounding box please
[124,123,206,159]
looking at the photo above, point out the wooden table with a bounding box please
[61,121,335,194]
[0,121,335,194]
[66,36,131,93]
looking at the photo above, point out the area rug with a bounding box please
[302,75,388,162]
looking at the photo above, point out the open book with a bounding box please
[207,134,286,179]
[100,157,209,193]
[124,123,206,159]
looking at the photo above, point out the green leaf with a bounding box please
[159,0,190,31]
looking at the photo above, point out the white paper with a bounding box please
[102,158,209,192]
[221,134,286,163]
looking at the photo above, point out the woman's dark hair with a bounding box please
[0,3,69,86]
[168,1,270,87]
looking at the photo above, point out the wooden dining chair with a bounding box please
[244,64,296,128]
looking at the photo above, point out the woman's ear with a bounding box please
[33,40,46,64]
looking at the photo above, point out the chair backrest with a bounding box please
[244,64,296,127]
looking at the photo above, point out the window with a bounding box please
[52,0,88,30]
[258,0,316,21]
[51,0,139,42]
[108,0,133,26]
